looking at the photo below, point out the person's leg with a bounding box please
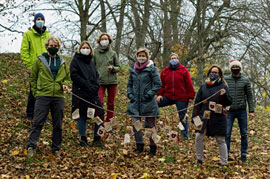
[27,96,50,149]
[106,84,117,121]
[237,110,248,161]
[216,136,228,166]
[145,117,157,155]
[98,85,106,105]
[77,116,88,146]
[175,101,189,139]
[93,98,105,142]
[50,97,64,153]
[132,117,144,154]
[225,112,235,156]
[195,132,205,163]
[26,85,36,120]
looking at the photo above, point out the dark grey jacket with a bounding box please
[126,61,161,116]
[224,74,254,113]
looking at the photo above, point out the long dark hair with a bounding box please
[207,65,224,79]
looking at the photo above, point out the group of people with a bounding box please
[20,13,254,166]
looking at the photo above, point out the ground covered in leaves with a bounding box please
[0,53,270,178]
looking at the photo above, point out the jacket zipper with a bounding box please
[234,78,237,108]
[172,71,175,100]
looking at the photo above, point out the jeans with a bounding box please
[225,110,248,156]
[98,84,117,122]
[158,96,189,139]
[26,85,36,118]
[27,96,64,152]
[132,117,156,146]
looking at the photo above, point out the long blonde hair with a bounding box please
[77,41,94,56]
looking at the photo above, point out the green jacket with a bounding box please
[20,27,50,69]
[225,74,254,113]
[93,46,121,85]
[30,54,70,98]
[126,60,161,116]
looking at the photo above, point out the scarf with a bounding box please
[134,60,149,74]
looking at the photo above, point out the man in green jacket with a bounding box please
[225,59,254,163]
[20,12,50,121]
[27,36,70,157]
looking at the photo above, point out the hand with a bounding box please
[249,113,254,120]
[156,96,163,103]
[220,88,226,95]
[189,99,193,104]
[108,66,113,71]
[62,85,70,92]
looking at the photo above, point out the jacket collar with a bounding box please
[39,54,65,78]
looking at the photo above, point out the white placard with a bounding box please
[72,109,80,120]
[87,108,95,118]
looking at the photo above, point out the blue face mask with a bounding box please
[170,59,179,66]
[36,20,44,28]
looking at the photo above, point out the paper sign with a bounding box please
[97,126,105,137]
[152,133,161,144]
[133,120,142,131]
[144,128,153,137]
[178,122,185,130]
[110,117,118,127]
[209,101,216,111]
[126,126,134,135]
[72,109,80,120]
[158,121,164,129]
[169,131,178,141]
[87,108,95,118]
[203,110,211,119]
[193,116,202,127]
[124,134,131,144]
[93,116,103,125]
[215,104,223,114]
[104,122,112,132]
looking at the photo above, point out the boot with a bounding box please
[91,136,104,149]
[135,143,144,155]
[80,136,88,147]
[149,145,157,156]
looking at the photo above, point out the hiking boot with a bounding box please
[149,145,157,156]
[197,159,203,165]
[135,143,144,155]
[27,147,35,157]
[240,155,247,162]
[27,117,33,121]
[80,136,88,147]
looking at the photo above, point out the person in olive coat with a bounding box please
[126,47,161,156]
[70,41,104,148]
[192,65,232,166]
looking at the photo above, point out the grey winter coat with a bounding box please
[126,61,161,116]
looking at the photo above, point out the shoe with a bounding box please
[135,143,144,155]
[27,147,35,157]
[52,150,60,156]
[80,136,88,147]
[149,145,157,156]
[197,159,203,164]
[27,117,33,121]
[91,137,104,149]
[240,155,247,162]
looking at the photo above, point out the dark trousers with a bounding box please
[26,86,36,118]
[27,96,64,152]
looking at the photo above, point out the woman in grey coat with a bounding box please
[126,47,161,156]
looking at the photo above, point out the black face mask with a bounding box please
[47,47,58,56]
[209,73,219,81]
[231,68,240,75]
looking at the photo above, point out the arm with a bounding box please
[245,80,254,113]
[20,32,31,69]
[184,69,196,99]
[157,69,165,96]
[145,67,162,99]
[127,68,134,100]
[221,85,232,106]
[111,52,121,73]
[30,59,39,97]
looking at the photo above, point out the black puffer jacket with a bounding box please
[70,52,100,116]
[192,79,232,136]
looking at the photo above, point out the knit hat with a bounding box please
[34,13,45,22]
[229,59,242,69]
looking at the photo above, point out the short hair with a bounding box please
[45,36,61,48]
[207,65,224,79]
[77,41,94,56]
[136,47,150,59]
[170,53,179,59]
[96,32,113,44]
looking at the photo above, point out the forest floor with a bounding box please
[0,53,270,178]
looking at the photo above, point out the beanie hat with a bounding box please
[229,59,242,70]
[34,13,45,22]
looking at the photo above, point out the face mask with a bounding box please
[36,20,44,28]
[170,59,179,66]
[209,73,219,81]
[47,47,58,56]
[80,49,91,56]
[100,40,109,47]
[231,68,240,75]
[137,57,147,64]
